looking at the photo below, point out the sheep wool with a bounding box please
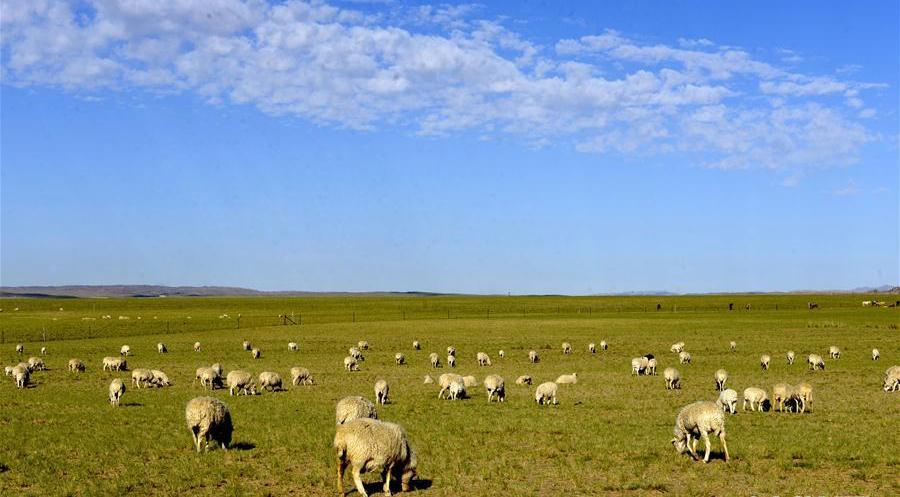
[185,396,232,452]
[334,418,417,497]
[671,401,729,463]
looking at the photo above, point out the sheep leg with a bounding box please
[351,466,368,497]
[685,434,699,461]
[438,387,446,399]
[719,432,730,462]
[382,464,393,496]
[701,432,712,463]
[336,456,347,496]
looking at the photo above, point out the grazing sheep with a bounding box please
[786,351,795,365]
[631,357,650,375]
[13,366,29,388]
[562,342,572,354]
[671,342,685,354]
[374,379,389,405]
[288,342,299,351]
[476,352,492,366]
[647,358,658,375]
[109,378,126,406]
[528,350,539,363]
[446,346,456,357]
[588,343,596,354]
[150,370,171,387]
[185,396,233,454]
[157,343,168,354]
[716,389,738,415]
[772,383,792,412]
[226,370,256,396]
[742,387,769,412]
[828,346,841,359]
[600,340,608,350]
[336,396,378,425]
[882,366,900,392]
[194,342,202,352]
[290,367,314,386]
[334,418,417,497]
[534,382,559,405]
[27,357,46,371]
[358,340,369,351]
[395,353,405,365]
[449,379,467,400]
[515,375,532,385]
[498,350,505,359]
[555,373,578,384]
[120,345,131,356]
[4,366,12,376]
[131,368,154,388]
[211,363,223,377]
[423,375,433,384]
[429,353,441,368]
[462,376,478,388]
[760,354,771,370]
[344,356,360,372]
[671,401,729,463]
[242,341,252,351]
[790,383,813,413]
[68,359,86,373]
[102,357,127,371]
[349,347,364,361]
[484,374,505,402]
[872,348,880,361]
[807,354,825,371]
[678,351,692,365]
[664,367,681,390]
[729,341,736,352]
[199,368,222,390]
[447,355,456,368]
[251,348,261,360]
[714,369,728,391]
[40,346,47,356]
[16,344,24,354]
[437,373,464,399]
[412,340,420,350]
[195,366,211,384]
[258,371,283,392]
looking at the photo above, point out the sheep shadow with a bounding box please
[357,479,432,496]
[121,402,143,407]
[0,463,9,473]
[230,441,255,451]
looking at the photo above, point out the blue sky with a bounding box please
[1,1,897,294]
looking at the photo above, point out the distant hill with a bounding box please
[0,285,450,298]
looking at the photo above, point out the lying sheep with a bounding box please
[600,340,608,350]
[498,350,505,359]
[462,376,478,388]
[109,378,126,406]
[251,348,261,360]
[150,369,170,387]
[437,373,464,399]
[678,351,692,365]
[226,370,256,396]
[242,341,252,351]
[555,373,578,384]
[883,366,900,392]
[423,375,433,384]
[790,383,813,413]
[429,353,441,368]
[562,342,572,354]
[528,350,539,363]
[131,368,154,388]
[671,401,729,463]
[259,371,283,392]
[395,353,405,365]
[484,374,505,402]
[336,396,378,425]
[588,343,596,354]
[729,341,736,352]
[786,351,795,365]
[358,340,369,351]
[13,365,29,389]
[714,369,728,391]
[446,346,456,357]
[447,355,456,368]
[742,387,769,412]
[344,356,360,372]
[120,345,131,356]
[374,379,389,405]
[69,359,87,373]
[291,367,314,386]
[515,375,533,386]
[476,352,491,366]
[16,344,24,354]
[772,383,792,412]
[534,382,559,405]
[647,358,658,375]
[807,354,825,371]
[102,357,127,371]
[194,342,202,352]
[664,367,681,390]
[157,343,168,354]
[185,396,232,452]
[27,357,46,371]
[288,342,299,351]
[716,389,738,415]
[334,418,417,497]
[872,348,880,361]
[828,346,840,359]
[412,340,420,350]
[760,354,771,370]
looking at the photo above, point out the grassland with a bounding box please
[0,294,897,496]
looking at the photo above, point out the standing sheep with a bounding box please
[807,354,825,371]
[828,346,840,359]
[258,372,283,392]
[412,340,420,350]
[446,346,456,357]
[349,347,364,361]
[334,418,417,497]
[515,375,533,386]
[242,341,252,351]
[109,378,126,406]
[528,350,539,363]
[562,342,572,354]
[772,383,792,412]
[498,350,505,359]
[790,383,813,413]
[760,354,771,370]
[786,351,795,365]
[714,369,728,391]
[336,396,378,425]
[882,366,900,392]
[157,343,168,354]
[251,348,261,360]
[437,373,464,399]
[199,368,222,390]
[476,352,491,366]
[16,344,24,354]
[742,387,769,412]
[631,357,644,376]
[449,379,467,400]
[729,341,736,352]
[872,348,880,361]
[102,357,127,371]
[647,358,658,375]
[447,355,456,368]
[395,353,405,365]
[671,342,685,354]
[131,368,154,388]
[678,351,692,365]
[194,342,202,352]
[288,342,299,351]
[68,359,86,373]
[588,343,596,354]
[374,379,389,405]
[429,353,441,368]
[185,396,232,452]
[671,401,730,463]
[664,367,681,390]
[290,367,314,386]
[27,357,46,371]
[534,382,559,405]
[358,340,369,351]
[716,389,738,415]
[12,365,29,389]
[483,374,505,402]
[40,346,47,356]
[211,363,224,377]
[600,340,608,351]
[344,356,360,372]
[226,370,256,396]
[120,345,131,356]
[555,373,578,384]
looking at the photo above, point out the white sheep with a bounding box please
[358,340,369,351]
[476,352,491,366]
[883,366,900,392]
[678,351,692,365]
[395,353,405,365]
[498,350,505,359]
[534,382,559,405]
[714,369,728,391]
[483,374,505,402]
[4,366,12,376]
[447,355,456,368]
[528,350,539,363]
[600,340,608,350]
[562,342,572,354]
[515,375,533,386]
[647,358,658,375]
[194,342,202,352]
[807,354,825,371]
[429,353,441,368]
[374,379,389,405]
[349,347,363,360]
[334,418,417,497]
[226,370,256,396]
[251,348,261,360]
[344,356,360,372]
[671,401,730,463]
[258,371,283,392]
[199,368,222,390]
[772,383,792,412]
[13,365,29,389]
[40,346,47,356]
[242,341,252,351]
[27,357,46,371]
[16,344,24,354]
[157,343,168,354]
[664,367,681,390]
[555,373,578,384]
[288,342,299,351]
[872,348,880,361]
[437,373,464,399]
[729,341,736,352]
[671,342,685,354]
[631,357,650,375]
[150,369,170,387]
[786,350,795,365]
[335,396,378,425]
[828,346,840,359]
[109,378,126,406]
[449,379,466,400]
[290,367,314,386]
[67,359,86,373]
[120,345,131,356]
[102,357,127,371]
[131,368,154,388]
[588,343,596,354]
[446,346,456,357]
[716,389,738,415]
[412,340,421,350]
[742,387,769,412]
[790,383,813,413]
[185,396,232,452]
[760,354,771,370]
[211,363,223,377]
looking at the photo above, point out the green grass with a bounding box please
[0,294,897,496]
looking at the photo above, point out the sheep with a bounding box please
[27,357,46,371]
[588,343,596,354]
[226,370,256,396]
[484,374,505,402]
[449,379,467,400]
[446,346,456,357]
[828,346,840,359]
[349,347,364,361]
[716,389,738,415]
[257,371,283,392]
[476,352,492,366]
[120,345,131,356]
[17,361,31,373]
[664,367,681,390]
[760,354,771,370]
[423,375,433,384]
[534,382,559,405]
[13,365,29,389]
[131,369,154,388]
[555,373,578,384]
[16,344,24,354]
[211,363,224,377]
[251,348,261,360]
[678,351,692,365]
[515,375,533,386]
[631,357,650,375]
[290,367,314,386]
[335,396,377,425]
[150,369,171,387]
[374,379,389,405]
[40,346,47,356]
[437,373,464,399]
[790,383,813,413]
[528,350,539,363]
[714,369,728,391]
[288,342,299,351]
[807,354,825,371]
[600,340,608,350]
[358,340,369,351]
[742,387,769,412]
[462,376,478,388]
[872,348,880,361]
[447,355,456,368]
[412,340,421,350]
[729,341,736,352]
[200,368,222,390]
[671,401,729,463]
[109,378,126,406]
[883,366,900,392]
[498,350,505,359]
[4,366,12,376]
[562,342,572,354]
[395,353,405,365]
[344,356,360,372]
[670,342,685,354]
[786,351,795,365]
[647,358,658,375]
[772,383,792,412]
[157,343,168,354]
[102,357,127,371]
[194,342,202,352]
[242,341,252,351]
[334,418,417,497]
[185,396,232,453]
[429,353,441,368]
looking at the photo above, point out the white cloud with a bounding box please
[832,180,860,197]
[0,1,886,171]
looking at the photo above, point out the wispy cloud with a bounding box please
[832,180,860,197]
[0,1,886,171]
